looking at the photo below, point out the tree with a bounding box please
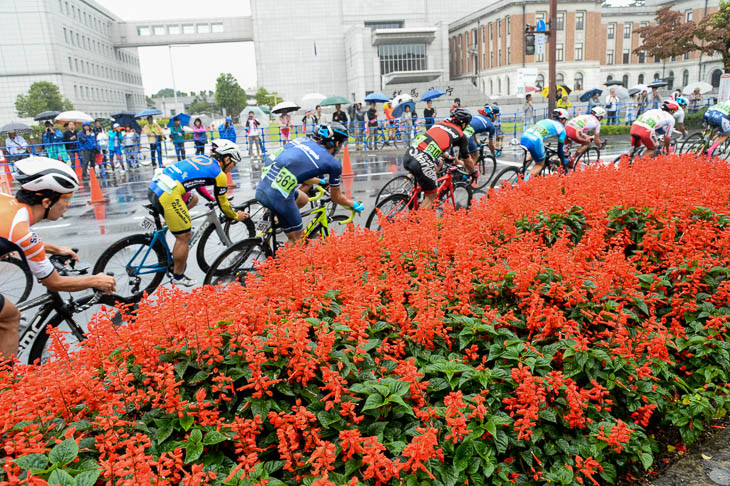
[636,2,730,72]
[146,96,157,108]
[188,91,219,115]
[214,73,247,119]
[152,88,188,98]
[254,87,279,108]
[15,81,73,118]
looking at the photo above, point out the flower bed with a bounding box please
[2,154,730,486]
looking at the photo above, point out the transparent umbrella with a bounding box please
[239,107,270,127]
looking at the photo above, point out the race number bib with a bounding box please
[271,167,298,198]
[156,174,178,194]
[463,126,475,137]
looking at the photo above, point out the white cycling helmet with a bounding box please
[590,106,607,118]
[211,139,242,164]
[14,156,79,194]
[552,108,569,121]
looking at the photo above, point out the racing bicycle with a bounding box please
[680,125,730,160]
[490,142,566,189]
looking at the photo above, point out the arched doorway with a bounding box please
[574,72,584,91]
[654,72,660,81]
[622,74,629,87]
[682,69,689,88]
[711,69,722,88]
[638,73,645,84]
[667,71,674,90]
[607,74,614,82]
[536,74,545,90]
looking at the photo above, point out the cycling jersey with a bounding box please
[520,120,567,164]
[566,115,601,135]
[704,103,730,135]
[674,107,685,125]
[0,193,54,280]
[411,121,469,160]
[465,115,496,154]
[633,109,675,137]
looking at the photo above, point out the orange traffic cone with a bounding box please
[226,171,236,195]
[342,144,354,177]
[74,153,83,181]
[87,167,107,204]
[343,175,353,200]
[0,160,12,194]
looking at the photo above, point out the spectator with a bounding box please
[689,88,702,112]
[107,123,124,170]
[314,105,326,124]
[637,90,649,116]
[217,117,237,143]
[625,94,637,125]
[122,125,139,168]
[78,122,98,177]
[332,104,348,124]
[523,94,535,126]
[302,110,316,135]
[399,104,413,143]
[96,128,108,168]
[62,122,78,161]
[423,100,436,131]
[170,118,186,161]
[351,102,366,147]
[587,91,601,113]
[244,110,263,159]
[450,98,461,113]
[410,105,418,136]
[42,122,65,161]
[383,102,395,138]
[192,118,207,155]
[4,130,30,162]
[92,120,104,137]
[605,88,620,126]
[279,111,291,144]
[366,102,379,139]
[650,86,661,109]
[142,115,163,168]
[556,93,572,111]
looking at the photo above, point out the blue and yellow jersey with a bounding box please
[148,155,237,220]
[524,119,566,143]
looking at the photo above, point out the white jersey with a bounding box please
[635,109,675,135]
[674,107,685,124]
[566,114,601,135]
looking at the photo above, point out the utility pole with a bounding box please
[548,0,558,115]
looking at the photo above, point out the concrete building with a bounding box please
[448,0,724,97]
[1,0,146,122]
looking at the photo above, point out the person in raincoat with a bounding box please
[218,118,237,143]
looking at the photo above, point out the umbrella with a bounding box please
[272,101,301,114]
[525,86,538,93]
[392,93,413,107]
[392,101,416,118]
[540,85,571,98]
[55,111,93,123]
[608,87,630,100]
[113,115,141,132]
[683,81,713,95]
[260,106,271,114]
[182,126,194,132]
[320,96,350,107]
[111,110,136,118]
[630,84,650,93]
[604,80,624,87]
[190,114,212,128]
[135,109,162,118]
[648,80,667,88]
[364,92,390,103]
[1,122,32,135]
[238,107,270,128]
[419,89,446,102]
[579,88,603,102]
[167,113,191,128]
[33,111,60,121]
[628,88,641,97]
[300,93,327,109]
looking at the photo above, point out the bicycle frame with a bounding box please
[404,168,458,211]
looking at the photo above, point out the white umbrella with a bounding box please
[608,87,630,100]
[182,126,193,132]
[272,101,301,114]
[630,84,650,93]
[55,110,93,123]
[391,93,413,107]
[301,93,327,110]
[239,107,270,128]
[683,81,713,95]
[190,114,212,129]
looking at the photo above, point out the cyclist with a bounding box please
[256,123,364,244]
[467,105,499,159]
[565,106,605,166]
[0,157,116,363]
[674,96,689,138]
[630,100,678,158]
[405,108,473,210]
[521,108,569,181]
[703,101,730,157]
[147,139,248,287]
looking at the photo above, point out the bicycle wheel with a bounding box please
[27,300,93,365]
[574,147,601,170]
[490,166,521,189]
[365,193,412,231]
[680,133,704,153]
[375,175,415,205]
[686,139,707,155]
[473,153,497,191]
[440,182,472,210]
[0,257,33,303]
[203,238,270,287]
[307,215,352,239]
[93,233,169,304]
[196,214,256,273]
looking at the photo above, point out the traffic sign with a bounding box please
[536,33,546,55]
[536,19,546,32]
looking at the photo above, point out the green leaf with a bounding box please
[494,430,509,454]
[179,415,194,431]
[189,428,203,443]
[14,453,49,471]
[156,422,174,443]
[49,439,79,466]
[455,440,473,472]
[640,452,653,471]
[48,468,76,486]
[185,441,204,463]
[361,394,384,412]
[75,469,102,486]
[202,430,229,445]
[485,420,497,438]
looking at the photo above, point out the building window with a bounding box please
[654,72,660,80]
[556,72,565,84]
[557,11,565,30]
[574,72,584,91]
[536,74,544,89]
[685,9,693,22]
[498,78,501,94]
[75,58,79,71]
[607,23,615,39]
[537,49,545,63]
[211,23,224,33]
[74,85,77,97]
[575,42,583,61]
[556,43,564,62]
[497,19,501,37]
[378,43,426,74]
[607,49,614,64]
[623,49,630,64]
[153,25,164,35]
[197,24,210,34]
[684,52,690,60]
[624,23,631,38]
[498,48,502,66]
[68,57,72,70]
[622,74,629,86]
[682,69,689,86]
[182,24,194,34]
[667,71,674,90]
[506,16,510,34]
[638,73,645,84]
[167,25,180,35]
[606,74,613,82]
[638,51,645,63]
[576,11,585,30]
[711,69,723,88]
[507,47,510,64]
[364,21,404,31]
[654,55,661,63]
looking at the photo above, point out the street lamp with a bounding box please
[168,44,190,115]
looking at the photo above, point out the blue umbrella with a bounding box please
[111,110,136,118]
[112,115,141,132]
[364,92,390,103]
[579,88,602,102]
[135,109,162,118]
[419,89,446,102]
[392,101,416,118]
[168,113,191,127]
[648,80,668,88]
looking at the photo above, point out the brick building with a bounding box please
[448,0,724,97]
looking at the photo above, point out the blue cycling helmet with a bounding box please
[675,96,688,108]
[313,122,349,154]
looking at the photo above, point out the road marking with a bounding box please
[34,223,71,230]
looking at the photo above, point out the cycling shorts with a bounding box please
[520,132,546,163]
[255,187,303,233]
[467,136,480,155]
[704,110,730,135]
[403,148,438,193]
[147,188,191,234]
[565,125,591,144]
[630,125,658,150]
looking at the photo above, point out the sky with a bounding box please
[95,0,257,96]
